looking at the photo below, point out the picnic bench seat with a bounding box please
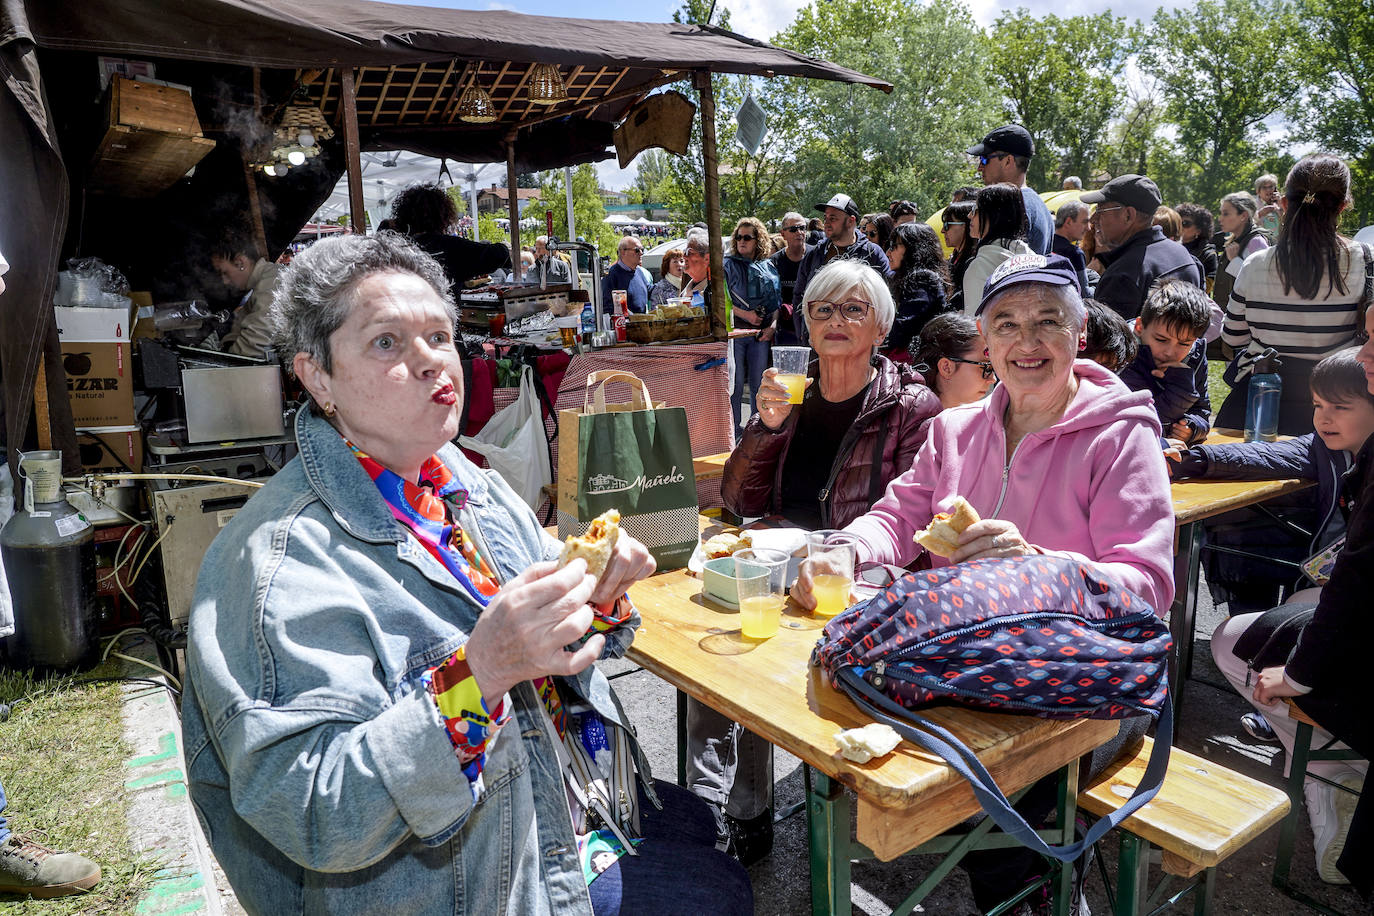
[1078,736,1290,915]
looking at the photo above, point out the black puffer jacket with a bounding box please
[884,268,949,359]
[722,355,941,529]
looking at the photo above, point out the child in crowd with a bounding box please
[1080,298,1137,373]
[1120,279,1213,445]
[1193,346,1374,888]
[1172,348,1373,728]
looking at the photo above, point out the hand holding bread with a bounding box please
[915,498,1034,564]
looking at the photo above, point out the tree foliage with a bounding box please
[527,164,619,255]
[985,10,1137,190]
[1139,0,1300,204]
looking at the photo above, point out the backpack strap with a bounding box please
[834,666,1173,863]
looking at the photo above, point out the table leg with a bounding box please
[1272,719,1312,892]
[1114,832,1149,916]
[1053,758,1080,916]
[806,766,851,916]
[676,689,687,787]
[1169,521,1203,718]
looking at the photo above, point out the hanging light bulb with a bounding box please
[527,63,567,106]
[298,128,316,148]
[457,82,497,123]
[287,149,307,167]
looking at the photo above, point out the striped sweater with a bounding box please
[1223,240,1371,362]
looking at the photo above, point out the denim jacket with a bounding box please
[181,408,647,916]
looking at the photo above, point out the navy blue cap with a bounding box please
[977,253,1080,315]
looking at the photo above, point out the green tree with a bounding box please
[1291,0,1374,222]
[1139,0,1301,205]
[629,149,677,218]
[770,0,1000,218]
[985,9,1136,190]
[527,164,619,256]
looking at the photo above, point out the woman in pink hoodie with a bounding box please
[798,253,1175,612]
[796,252,1176,914]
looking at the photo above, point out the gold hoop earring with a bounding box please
[323,402,336,418]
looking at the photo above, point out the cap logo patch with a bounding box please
[987,253,1048,285]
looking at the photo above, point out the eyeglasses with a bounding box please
[782,225,805,234]
[942,220,967,229]
[1093,205,1125,216]
[807,298,872,322]
[622,246,644,254]
[733,233,756,242]
[947,356,996,380]
[978,153,1010,166]
[865,230,879,240]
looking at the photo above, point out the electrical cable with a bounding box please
[64,481,147,528]
[63,472,264,489]
[107,651,181,691]
[128,521,175,589]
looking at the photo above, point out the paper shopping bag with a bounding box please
[558,370,699,570]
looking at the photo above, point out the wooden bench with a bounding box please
[1078,736,1290,916]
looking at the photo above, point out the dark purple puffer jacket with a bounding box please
[722,355,941,529]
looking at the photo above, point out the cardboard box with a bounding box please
[74,425,143,473]
[56,306,136,428]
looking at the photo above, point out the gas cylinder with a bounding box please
[1,450,96,670]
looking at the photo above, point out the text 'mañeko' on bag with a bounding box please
[812,555,1174,862]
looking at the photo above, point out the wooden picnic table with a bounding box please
[1166,429,1312,712]
[626,565,1117,916]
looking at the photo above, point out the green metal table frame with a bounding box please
[1272,716,1363,915]
[1111,832,1217,916]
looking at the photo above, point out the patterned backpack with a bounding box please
[812,555,1173,862]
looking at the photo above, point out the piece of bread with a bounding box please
[701,531,752,559]
[559,509,621,578]
[834,723,902,763]
[913,496,980,557]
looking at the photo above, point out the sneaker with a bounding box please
[1241,712,1278,743]
[0,834,101,898]
[1305,772,1363,885]
[720,807,774,867]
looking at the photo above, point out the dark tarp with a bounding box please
[0,0,889,479]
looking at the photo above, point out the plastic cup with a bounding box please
[773,346,810,405]
[611,289,628,310]
[735,548,789,640]
[807,533,857,618]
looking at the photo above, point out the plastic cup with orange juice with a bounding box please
[734,548,790,640]
[806,532,857,618]
[772,346,810,405]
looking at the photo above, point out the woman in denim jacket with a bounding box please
[180,234,751,916]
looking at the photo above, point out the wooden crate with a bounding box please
[107,76,204,136]
[87,126,216,197]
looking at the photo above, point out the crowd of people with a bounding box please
[8,125,1353,914]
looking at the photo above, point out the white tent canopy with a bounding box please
[603,214,635,225]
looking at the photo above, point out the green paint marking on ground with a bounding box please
[134,870,207,915]
[125,768,185,790]
[126,731,179,768]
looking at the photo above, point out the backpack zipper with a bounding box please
[876,609,1163,665]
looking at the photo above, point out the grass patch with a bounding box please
[1208,357,1233,417]
[0,665,163,915]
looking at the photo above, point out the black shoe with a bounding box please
[721,807,774,866]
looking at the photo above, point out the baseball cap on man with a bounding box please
[1080,174,1162,213]
[976,252,1080,315]
[814,193,861,219]
[967,125,1035,159]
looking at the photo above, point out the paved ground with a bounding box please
[126,575,1366,915]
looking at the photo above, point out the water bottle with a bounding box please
[580,302,595,338]
[1244,348,1283,443]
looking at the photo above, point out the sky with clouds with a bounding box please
[376,0,1195,188]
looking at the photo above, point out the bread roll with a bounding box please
[913,496,980,557]
[559,509,621,578]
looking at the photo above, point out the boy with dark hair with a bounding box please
[1119,278,1213,445]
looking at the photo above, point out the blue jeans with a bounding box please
[589,780,752,916]
[731,334,771,440]
[0,772,9,843]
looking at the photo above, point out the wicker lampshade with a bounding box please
[458,83,497,123]
[527,63,567,106]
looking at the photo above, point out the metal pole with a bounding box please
[506,134,520,273]
[340,69,366,233]
[695,71,727,340]
[565,165,579,288]
[468,171,481,239]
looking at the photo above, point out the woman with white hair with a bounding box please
[722,258,942,530]
[699,259,943,865]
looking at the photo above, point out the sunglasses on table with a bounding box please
[806,298,872,322]
[947,356,996,379]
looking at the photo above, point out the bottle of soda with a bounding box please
[1244,348,1283,443]
[612,290,629,343]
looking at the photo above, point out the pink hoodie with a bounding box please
[847,359,1176,611]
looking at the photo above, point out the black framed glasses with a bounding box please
[781,225,805,233]
[733,233,756,242]
[948,356,996,379]
[807,298,872,322]
[865,230,879,240]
